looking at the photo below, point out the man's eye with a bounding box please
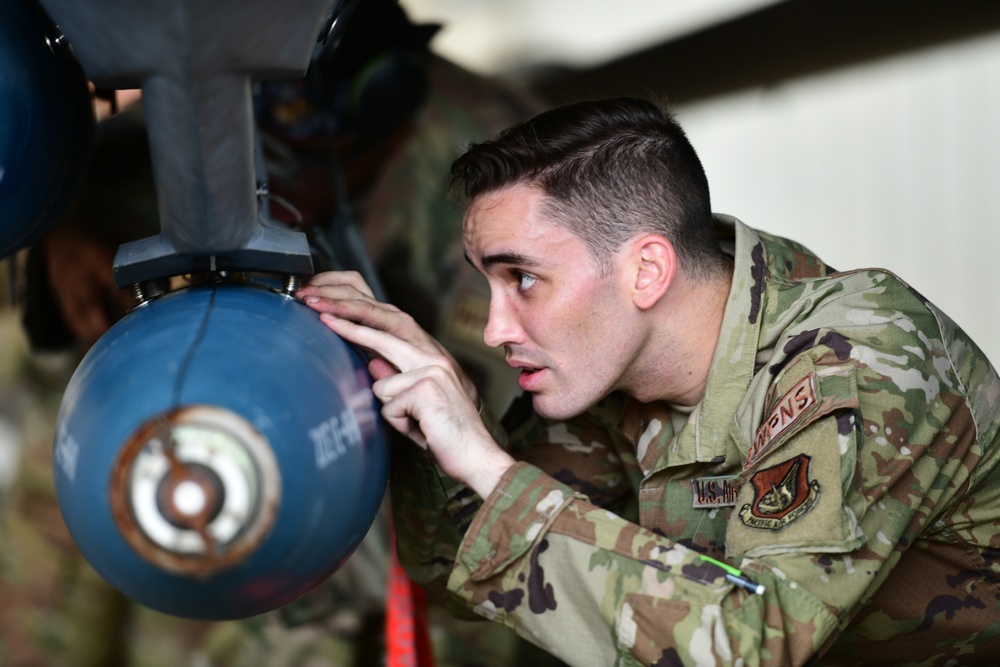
[517,272,537,291]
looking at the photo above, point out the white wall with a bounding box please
[676,31,1000,363]
[402,0,780,75]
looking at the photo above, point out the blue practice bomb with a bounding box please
[0,0,94,257]
[53,282,389,620]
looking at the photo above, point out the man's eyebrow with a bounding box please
[467,251,541,271]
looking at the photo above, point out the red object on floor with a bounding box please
[385,520,434,667]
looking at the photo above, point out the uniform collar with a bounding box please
[665,215,767,466]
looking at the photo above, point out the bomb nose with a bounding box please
[111,405,280,577]
[158,465,225,531]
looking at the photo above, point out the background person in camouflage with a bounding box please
[297,96,1000,665]
[1,0,562,665]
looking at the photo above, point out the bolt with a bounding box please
[130,283,147,304]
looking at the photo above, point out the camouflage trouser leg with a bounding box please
[1,467,129,667]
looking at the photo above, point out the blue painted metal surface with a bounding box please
[0,0,94,257]
[53,282,389,620]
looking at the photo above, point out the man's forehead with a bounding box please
[463,188,549,248]
[463,182,546,221]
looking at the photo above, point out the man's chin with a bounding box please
[530,393,590,421]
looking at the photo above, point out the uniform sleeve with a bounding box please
[388,409,501,617]
[390,396,642,618]
[446,461,839,666]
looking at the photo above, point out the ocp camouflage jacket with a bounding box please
[391,215,1000,666]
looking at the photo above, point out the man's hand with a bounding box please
[43,223,134,349]
[297,271,515,498]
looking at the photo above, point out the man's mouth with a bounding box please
[507,358,541,373]
[515,365,546,391]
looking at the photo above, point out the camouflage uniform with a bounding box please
[392,215,1000,666]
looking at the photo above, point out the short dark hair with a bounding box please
[450,97,727,279]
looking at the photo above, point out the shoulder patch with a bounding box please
[746,373,817,467]
[738,454,821,530]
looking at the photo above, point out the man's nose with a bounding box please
[483,296,522,349]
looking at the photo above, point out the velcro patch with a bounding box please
[746,373,817,467]
[691,475,740,509]
[738,454,821,530]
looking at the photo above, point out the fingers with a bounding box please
[301,271,481,406]
[319,312,449,376]
[371,369,513,497]
[374,372,459,454]
[298,270,375,299]
[304,292,404,335]
[372,365,462,406]
[300,271,445,363]
[374,376,432,449]
[298,273,417,346]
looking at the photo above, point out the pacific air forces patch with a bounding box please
[738,454,821,530]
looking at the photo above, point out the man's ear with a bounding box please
[631,234,676,310]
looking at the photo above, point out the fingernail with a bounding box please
[305,296,319,304]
